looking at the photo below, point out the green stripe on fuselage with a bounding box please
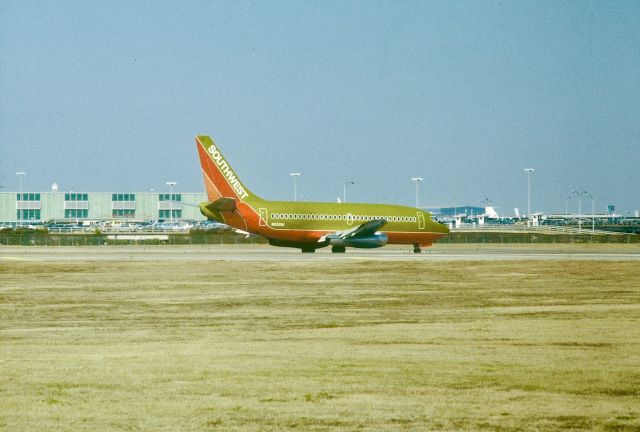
[254,201,448,234]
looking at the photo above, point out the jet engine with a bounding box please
[328,232,388,249]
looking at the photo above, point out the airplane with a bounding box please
[196,135,449,253]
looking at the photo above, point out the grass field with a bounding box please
[1,257,639,431]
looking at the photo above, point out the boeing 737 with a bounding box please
[196,135,449,253]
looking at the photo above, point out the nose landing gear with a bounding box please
[413,244,422,254]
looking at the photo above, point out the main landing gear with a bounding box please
[331,246,346,254]
[413,244,422,254]
[301,246,316,253]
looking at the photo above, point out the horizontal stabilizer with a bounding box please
[174,200,200,207]
[205,197,237,212]
[199,197,237,222]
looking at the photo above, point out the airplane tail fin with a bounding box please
[195,135,261,204]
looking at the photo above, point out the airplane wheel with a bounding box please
[413,244,422,254]
[301,247,316,253]
[331,246,346,253]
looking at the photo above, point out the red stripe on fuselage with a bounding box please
[254,223,445,246]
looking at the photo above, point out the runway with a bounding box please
[1,244,639,262]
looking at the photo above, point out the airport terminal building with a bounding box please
[0,191,208,224]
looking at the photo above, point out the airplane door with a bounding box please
[417,212,425,230]
[259,208,268,226]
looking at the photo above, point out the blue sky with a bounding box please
[1,0,639,215]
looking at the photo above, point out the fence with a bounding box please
[442,231,637,244]
[450,224,626,236]
[0,232,268,246]
[1,231,637,246]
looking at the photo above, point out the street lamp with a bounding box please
[565,196,572,216]
[343,181,354,203]
[411,177,423,208]
[166,181,177,224]
[571,190,588,233]
[290,173,300,202]
[586,192,595,233]
[523,168,534,219]
[451,196,461,220]
[16,172,25,225]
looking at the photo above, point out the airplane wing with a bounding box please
[341,219,387,239]
[320,219,387,242]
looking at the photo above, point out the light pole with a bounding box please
[451,196,460,221]
[343,181,354,203]
[166,181,177,224]
[572,190,588,233]
[586,192,595,233]
[523,168,534,220]
[16,172,25,225]
[565,196,572,216]
[290,173,300,201]
[411,177,423,208]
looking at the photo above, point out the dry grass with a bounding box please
[0,259,639,431]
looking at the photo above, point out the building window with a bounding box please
[64,193,89,218]
[65,193,88,201]
[159,194,181,201]
[112,193,136,201]
[111,194,135,217]
[112,209,135,218]
[64,209,89,218]
[16,193,41,201]
[16,209,41,220]
[159,209,182,219]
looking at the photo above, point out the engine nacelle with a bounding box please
[329,232,388,249]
